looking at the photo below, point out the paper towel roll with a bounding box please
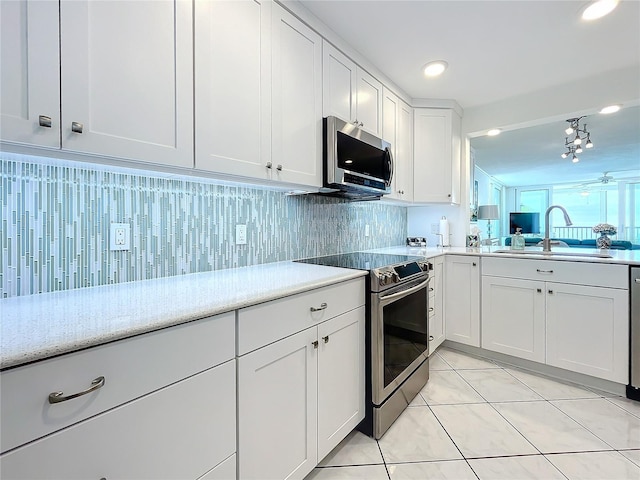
[439,216,450,246]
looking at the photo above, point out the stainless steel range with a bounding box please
[296,252,432,438]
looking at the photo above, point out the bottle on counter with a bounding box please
[511,228,525,250]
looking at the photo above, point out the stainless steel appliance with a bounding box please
[628,267,640,401]
[322,116,393,199]
[296,252,431,438]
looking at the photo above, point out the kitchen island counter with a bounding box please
[0,262,366,370]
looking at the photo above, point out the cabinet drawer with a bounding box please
[482,257,628,289]
[0,362,236,480]
[1,312,234,453]
[238,278,365,355]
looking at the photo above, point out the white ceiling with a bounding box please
[297,0,640,186]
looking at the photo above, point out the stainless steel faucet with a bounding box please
[542,205,573,252]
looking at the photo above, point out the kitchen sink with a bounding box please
[493,249,613,259]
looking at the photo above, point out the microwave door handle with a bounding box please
[385,147,394,187]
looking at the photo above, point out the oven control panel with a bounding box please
[373,260,431,287]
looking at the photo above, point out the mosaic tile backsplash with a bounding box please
[1,154,407,298]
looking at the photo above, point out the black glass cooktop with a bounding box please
[295,252,424,271]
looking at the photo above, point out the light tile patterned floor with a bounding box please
[305,347,640,480]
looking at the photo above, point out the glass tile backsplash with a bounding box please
[1,154,407,297]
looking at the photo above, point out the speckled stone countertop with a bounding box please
[0,262,366,370]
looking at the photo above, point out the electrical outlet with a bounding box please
[110,223,130,251]
[365,224,370,237]
[236,224,247,245]
[431,223,439,234]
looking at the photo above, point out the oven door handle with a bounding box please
[379,277,431,306]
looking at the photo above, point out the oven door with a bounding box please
[371,276,430,405]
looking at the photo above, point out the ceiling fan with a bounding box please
[579,172,615,187]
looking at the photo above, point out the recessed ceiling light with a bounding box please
[582,0,619,20]
[487,129,501,136]
[423,60,448,77]
[599,104,621,114]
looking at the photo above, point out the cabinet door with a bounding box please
[0,363,236,480]
[546,283,629,383]
[60,0,193,167]
[271,4,322,187]
[195,0,271,178]
[396,100,414,201]
[355,68,383,136]
[317,307,365,461]
[0,0,59,147]
[322,41,356,122]
[429,256,445,351]
[445,256,480,346]
[413,108,455,203]
[382,87,399,198]
[238,327,318,480]
[482,276,546,362]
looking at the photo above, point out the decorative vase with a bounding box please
[596,232,612,249]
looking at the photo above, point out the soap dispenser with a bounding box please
[511,228,525,250]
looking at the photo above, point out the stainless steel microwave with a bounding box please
[323,116,393,199]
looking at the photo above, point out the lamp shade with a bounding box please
[478,205,500,220]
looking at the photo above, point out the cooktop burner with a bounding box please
[295,252,424,271]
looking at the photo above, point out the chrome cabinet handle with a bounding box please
[548,289,554,294]
[635,278,640,284]
[39,115,52,128]
[312,340,319,349]
[536,269,553,274]
[48,376,105,404]
[537,288,542,293]
[266,162,272,169]
[429,287,434,292]
[472,262,477,266]
[310,302,327,312]
[429,307,434,312]
[429,335,434,341]
[71,121,83,134]
[323,335,329,344]
[276,164,283,171]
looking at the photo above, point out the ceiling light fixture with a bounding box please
[560,116,594,161]
[582,0,619,20]
[423,60,448,77]
[599,104,621,114]
[487,129,501,136]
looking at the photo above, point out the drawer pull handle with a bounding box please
[48,376,105,404]
[38,115,52,128]
[536,269,554,274]
[429,287,434,292]
[429,335,434,341]
[472,262,477,266]
[312,340,319,349]
[310,302,327,312]
[548,289,554,295]
[429,307,434,312]
[71,121,83,134]
[323,335,329,344]
[537,288,542,293]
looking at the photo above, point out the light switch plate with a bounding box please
[110,223,130,251]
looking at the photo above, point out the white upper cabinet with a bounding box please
[195,0,272,179]
[271,4,323,187]
[60,0,193,168]
[322,41,382,137]
[322,42,357,123]
[413,108,462,204]
[0,0,60,148]
[383,88,413,202]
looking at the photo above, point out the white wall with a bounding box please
[407,204,463,247]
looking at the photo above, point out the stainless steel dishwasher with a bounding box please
[628,267,640,401]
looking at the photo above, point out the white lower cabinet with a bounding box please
[0,362,236,480]
[197,454,236,480]
[237,281,365,480]
[482,276,546,362]
[481,257,629,384]
[428,256,445,351]
[546,282,628,383]
[444,255,480,346]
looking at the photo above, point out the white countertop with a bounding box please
[368,245,640,265]
[0,262,366,370]
[3,245,638,370]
